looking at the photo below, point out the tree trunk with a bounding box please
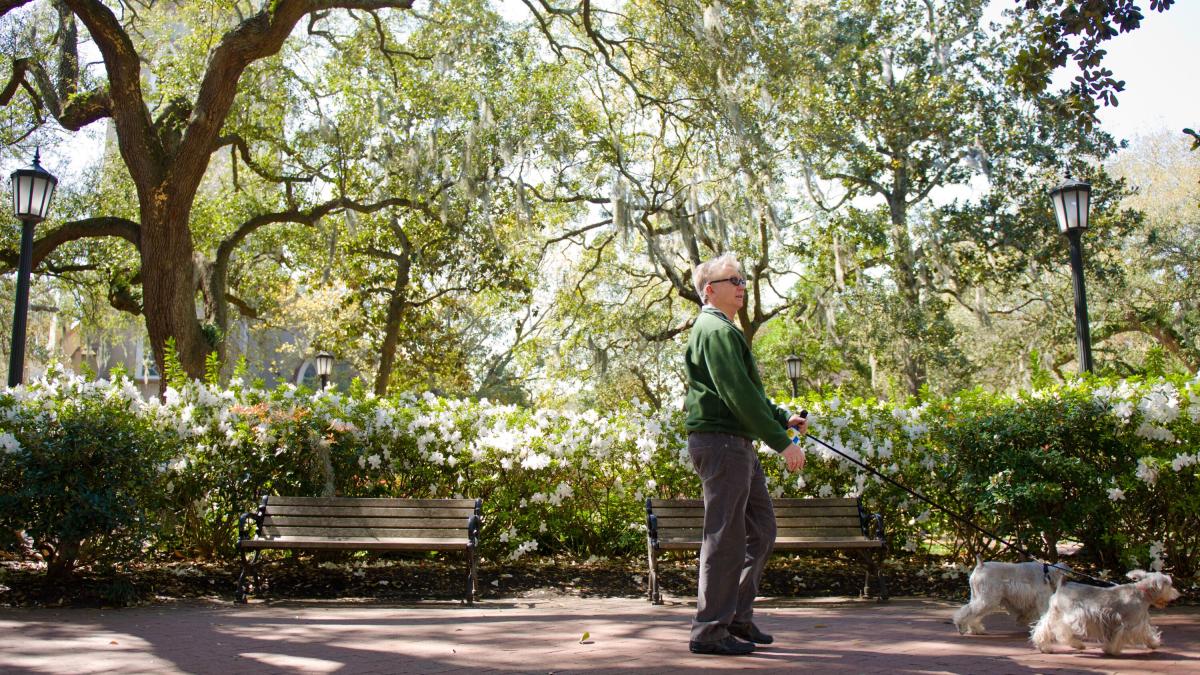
[373,256,412,396]
[140,194,210,385]
[374,294,407,396]
[42,539,79,597]
[887,175,926,396]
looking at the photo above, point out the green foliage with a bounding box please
[161,338,189,391]
[0,372,174,584]
[931,387,1127,563]
[1029,349,1054,390]
[204,350,222,387]
[1010,0,1178,119]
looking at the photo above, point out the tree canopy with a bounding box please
[1,0,1194,406]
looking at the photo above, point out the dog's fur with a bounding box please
[1031,570,1180,655]
[953,557,1071,634]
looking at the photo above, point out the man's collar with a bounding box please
[701,304,732,322]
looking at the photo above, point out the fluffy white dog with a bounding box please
[1031,570,1181,656]
[953,557,1072,634]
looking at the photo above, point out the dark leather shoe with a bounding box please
[689,635,755,655]
[728,621,774,644]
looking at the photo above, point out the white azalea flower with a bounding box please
[1111,401,1134,421]
[1149,541,1165,572]
[1134,422,1175,442]
[1170,453,1197,472]
[1135,457,1160,486]
[0,432,22,454]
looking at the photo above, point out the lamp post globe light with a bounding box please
[784,354,802,398]
[315,351,334,389]
[8,150,58,387]
[1049,175,1093,374]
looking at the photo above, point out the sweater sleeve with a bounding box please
[702,329,792,452]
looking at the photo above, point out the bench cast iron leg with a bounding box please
[466,547,477,606]
[876,548,889,602]
[853,550,889,602]
[236,556,248,604]
[237,548,261,603]
[645,536,659,604]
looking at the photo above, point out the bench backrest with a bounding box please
[647,497,869,547]
[257,496,481,543]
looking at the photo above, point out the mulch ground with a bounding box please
[5,551,1192,609]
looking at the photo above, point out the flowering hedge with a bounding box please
[1,368,1197,578]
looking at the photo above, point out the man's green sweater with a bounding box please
[684,307,792,452]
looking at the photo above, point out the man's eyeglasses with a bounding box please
[708,276,747,287]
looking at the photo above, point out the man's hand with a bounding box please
[781,444,805,472]
[787,414,808,435]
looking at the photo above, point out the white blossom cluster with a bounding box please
[1149,541,1165,572]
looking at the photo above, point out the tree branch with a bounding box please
[0,217,140,272]
[225,292,260,319]
[0,0,35,18]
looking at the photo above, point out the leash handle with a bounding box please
[787,409,809,445]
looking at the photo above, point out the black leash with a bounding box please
[793,410,1116,587]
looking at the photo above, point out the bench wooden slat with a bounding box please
[651,506,861,519]
[659,526,865,541]
[261,526,471,538]
[776,517,863,527]
[264,516,469,529]
[657,533,883,550]
[649,497,861,509]
[654,515,864,529]
[240,536,470,551]
[266,505,478,518]
[267,496,477,508]
[776,538,883,549]
[773,506,862,517]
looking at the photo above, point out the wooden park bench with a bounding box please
[236,496,482,604]
[645,497,887,604]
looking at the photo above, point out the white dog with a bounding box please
[1031,570,1181,656]
[953,557,1072,634]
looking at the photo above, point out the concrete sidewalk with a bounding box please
[2,594,1197,674]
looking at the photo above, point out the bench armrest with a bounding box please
[238,496,268,543]
[866,512,886,544]
[466,498,483,548]
[645,499,659,550]
[467,514,482,548]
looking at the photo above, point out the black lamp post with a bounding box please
[784,354,802,398]
[1050,176,1093,374]
[315,351,333,389]
[8,150,58,387]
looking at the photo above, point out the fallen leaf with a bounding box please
[580,631,590,643]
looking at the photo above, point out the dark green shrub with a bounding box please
[932,388,1131,564]
[0,376,173,586]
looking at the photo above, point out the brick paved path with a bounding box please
[2,595,1197,674]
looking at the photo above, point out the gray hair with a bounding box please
[692,252,743,303]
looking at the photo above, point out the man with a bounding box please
[683,252,807,656]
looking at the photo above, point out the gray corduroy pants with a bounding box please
[688,432,776,643]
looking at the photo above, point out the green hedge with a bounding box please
[1,368,1197,579]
